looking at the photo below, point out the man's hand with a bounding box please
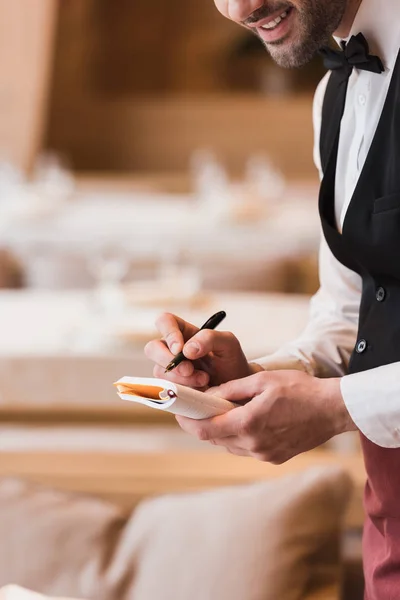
[145,312,257,388]
[175,370,357,464]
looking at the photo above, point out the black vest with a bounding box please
[320,50,400,376]
[319,49,400,600]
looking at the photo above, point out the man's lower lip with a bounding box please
[256,9,294,43]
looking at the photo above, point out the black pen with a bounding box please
[164,311,227,373]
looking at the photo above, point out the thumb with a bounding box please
[209,374,266,403]
[155,313,198,355]
[183,330,242,361]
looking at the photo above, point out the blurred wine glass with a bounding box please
[32,151,75,204]
[190,148,232,221]
[245,153,286,205]
[0,156,25,205]
[86,243,130,313]
[157,237,202,302]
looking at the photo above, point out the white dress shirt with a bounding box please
[255,0,400,448]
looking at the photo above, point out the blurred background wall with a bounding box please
[0,0,57,172]
[44,0,324,178]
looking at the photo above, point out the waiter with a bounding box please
[145,0,400,597]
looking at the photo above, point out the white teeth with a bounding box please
[261,9,290,30]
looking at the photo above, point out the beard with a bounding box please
[247,0,347,68]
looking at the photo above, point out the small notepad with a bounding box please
[114,377,236,419]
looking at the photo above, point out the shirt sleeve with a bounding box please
[254,235,360,377]
[341,366,400,448]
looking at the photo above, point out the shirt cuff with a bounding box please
[341,364,400,448]
[251,351,314,375]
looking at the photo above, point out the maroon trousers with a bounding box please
[362,435,400,600]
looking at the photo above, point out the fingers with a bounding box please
[175,415,252,457]
[154,314,241,361]
[147,312,208,387]
[146,312,245,389]
[209,372,269,403]
[216,441,250,458]
[155,313,199,355]
[145,340,194,376]
[183,330,241,361]
[145,339,209,387]
[210,436,249,455]
[153,363,209,388]
[176,406,246,440]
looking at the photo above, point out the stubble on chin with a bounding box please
[258,0,345,69]
[259,29,319,69]
[264,36,322,68]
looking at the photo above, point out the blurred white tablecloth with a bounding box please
[0,289,310,359]
[0,183,320,289]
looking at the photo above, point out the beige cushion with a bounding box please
[0,466,351,600]
[0,479,125,599]
[112,465,351,600]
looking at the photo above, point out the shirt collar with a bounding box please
[333,0,400,71]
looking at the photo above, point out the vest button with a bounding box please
[356,339,367,354]
[376,287,386,302]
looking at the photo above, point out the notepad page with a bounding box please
[115,377,237,419]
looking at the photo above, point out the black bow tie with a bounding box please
[319,33,384,78]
